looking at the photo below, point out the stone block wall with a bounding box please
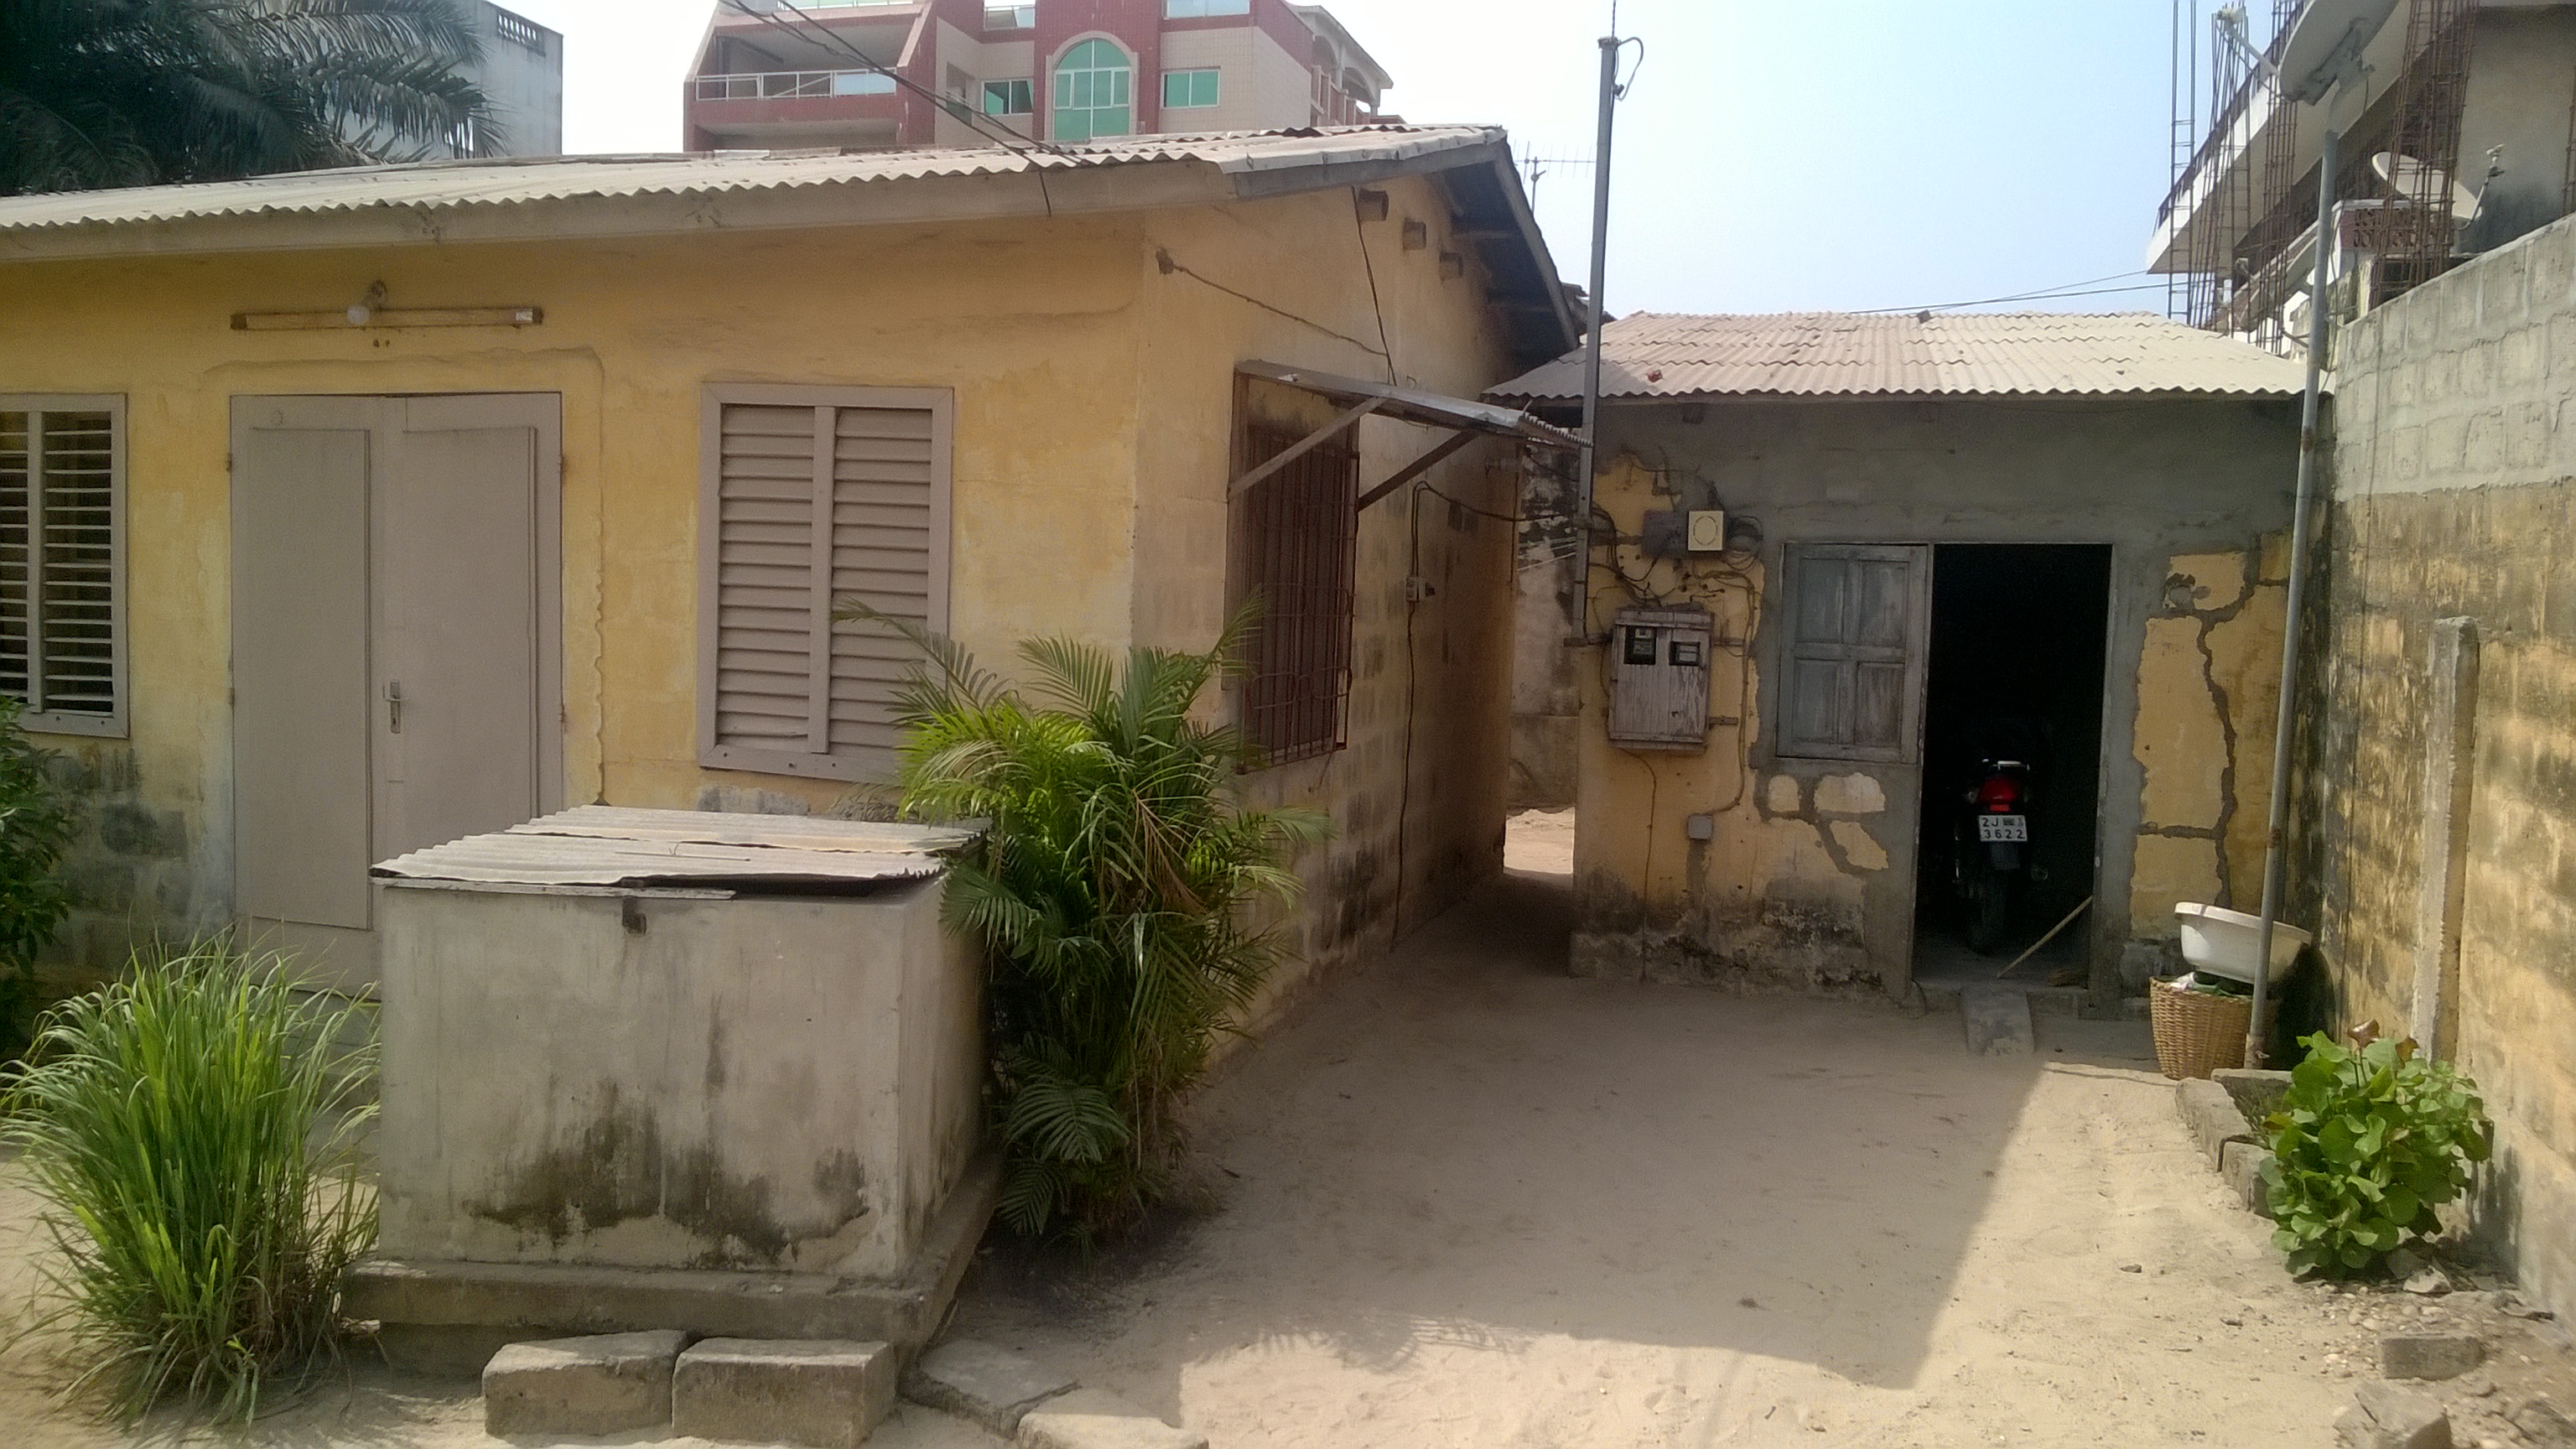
[2302,210,2576,1322]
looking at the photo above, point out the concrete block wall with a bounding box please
[2302,210,2576,1322]
[34,740,224,997]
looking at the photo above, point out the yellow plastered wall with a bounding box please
[1569,454,1890,994]
[0,174,1526,999]
[2127,535,2289,937]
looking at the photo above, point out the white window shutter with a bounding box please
[0,399,126,737]
[699,387,949,782]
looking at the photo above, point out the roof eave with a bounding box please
[1490,387,2318,405]
[0,132,1512,265]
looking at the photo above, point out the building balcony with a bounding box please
[685,70,905,149]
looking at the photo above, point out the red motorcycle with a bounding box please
[1953,755,2035,954]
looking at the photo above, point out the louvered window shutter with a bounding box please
[0,399,125,736]
[1779,543,1926,763]
[699,387,949,782]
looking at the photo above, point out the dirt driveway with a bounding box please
[953,824,2363,1447]
[0,813,2386,1447]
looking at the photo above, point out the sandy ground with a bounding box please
[948,813,2386,1448]
[2,808,2561,1446]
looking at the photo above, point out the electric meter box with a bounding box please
[1609,605,1714,750]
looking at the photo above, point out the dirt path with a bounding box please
[950,826,2374,1447]
[0,813,2528,1446]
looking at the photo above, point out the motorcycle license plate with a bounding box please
[1978,814,2028,844]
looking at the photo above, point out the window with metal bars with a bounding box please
[1233,422,1357,768]
[0,399,123,736]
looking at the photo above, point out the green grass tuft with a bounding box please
[2,937,377,1421]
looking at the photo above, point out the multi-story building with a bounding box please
[683,0,1391,153]
[2151,0,2576,345]
[423,3,566,158]
[462,3,566,157]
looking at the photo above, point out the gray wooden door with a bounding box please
[231,396,563,991]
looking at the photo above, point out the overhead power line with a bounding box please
[1857,270,2167,315]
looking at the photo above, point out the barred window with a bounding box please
[0,398,124,736]
[1233,422,1357,767]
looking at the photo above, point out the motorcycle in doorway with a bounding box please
[1954,754,2037,954]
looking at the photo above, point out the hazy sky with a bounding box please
[496,0,2181,318]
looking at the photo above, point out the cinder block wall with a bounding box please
[2303,211,2576,1322]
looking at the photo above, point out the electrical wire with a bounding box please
[1155,248,1390,361]
[1351,188,1399,385]
[1857,270,2165,314]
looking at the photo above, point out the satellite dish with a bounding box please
[2277,0,2403,102]
[2372,153,2481,223]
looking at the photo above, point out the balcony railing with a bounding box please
[723,0,914,11]
[691,69,900,101]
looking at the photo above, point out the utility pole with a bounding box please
[1574,31,1623,547]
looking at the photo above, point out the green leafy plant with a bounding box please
[3,0,496,196]
[847,603,1330,1244]
[0,694,75,1057]
[2262,1031,2491,1279]
[2,938,377,1420]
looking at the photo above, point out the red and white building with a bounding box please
[684,0,1393,153]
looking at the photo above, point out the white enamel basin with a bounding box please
[2174,901,2311,984]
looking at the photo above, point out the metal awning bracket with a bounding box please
[1357,429,1481,512]
[1228,395,1387,499]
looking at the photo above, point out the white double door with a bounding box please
[230,395,563,991]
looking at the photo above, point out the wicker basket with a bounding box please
[2150,976,2257,1080]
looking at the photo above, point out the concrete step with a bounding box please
[1918,979,2087,1017]
[673,1337,899,1449]
[1959,984,2035,1057]
[904,1339,1080,1436]
[481,1330,689,1438]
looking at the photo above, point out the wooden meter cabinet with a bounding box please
[1609,606,1714,750]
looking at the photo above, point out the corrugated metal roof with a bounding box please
[373,806,975,891]
[1489,312,2313,402]
[0,126,1495,242]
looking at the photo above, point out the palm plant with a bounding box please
[844,603,1330,1242]
[1,0,496,196]
[3,938,377,1420]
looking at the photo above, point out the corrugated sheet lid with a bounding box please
[373,806,976,891]
[1491,311,2313,401]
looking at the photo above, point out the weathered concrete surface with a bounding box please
[1572,397,2298,1004]
[1015,1389,1208,1449]
[480,1330,689,1437]
[353,1150,1002,1377]
[904,1340,1079,1435]
[1959,985,2033,1057]
[2220,1139,2276,1218]
[2305,210,2576,1323]
[671,1338,897,1449]
[2178,1077,2257,1166]
[375,876,982,1281]
[2212,1067,2293,1130]
[2339,1380,2454,1449]
[2381,1334,2487,1382]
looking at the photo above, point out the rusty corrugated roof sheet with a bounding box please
[1490,311,2312,402]
[0,126,1498,247]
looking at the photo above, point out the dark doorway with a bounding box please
[1911,544,2112,989]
